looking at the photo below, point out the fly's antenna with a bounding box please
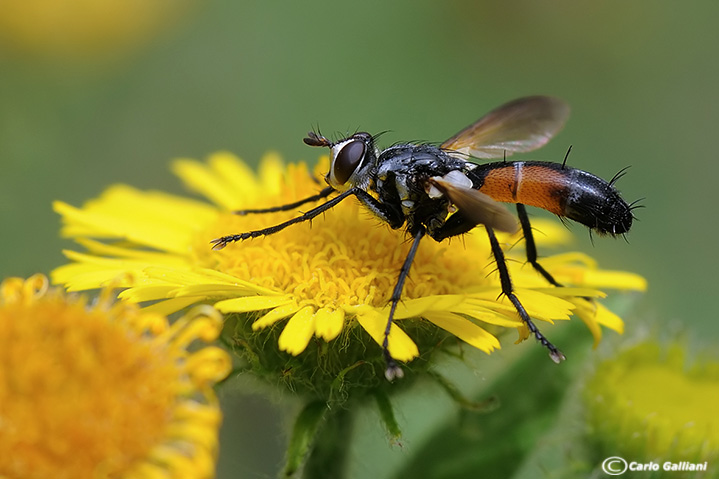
[561,145,573,169]
[303,130,332,147]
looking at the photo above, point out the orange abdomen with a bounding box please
[477,162,568,215]
[469,160,633,235]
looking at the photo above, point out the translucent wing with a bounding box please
[440,96,570,160]
[428,177,518,234]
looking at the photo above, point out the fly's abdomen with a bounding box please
[471,161,633,235]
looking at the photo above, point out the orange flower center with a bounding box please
[0,289,179,479]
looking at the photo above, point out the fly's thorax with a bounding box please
[376,144,466,176]
[375,146,469,222]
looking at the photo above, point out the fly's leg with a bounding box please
[486,225,566,363]
[383,226,426,381]
[211,188,355,249]
[212,187,405,249]
[518,204,593,303]
[234,186,335,215]
[516,203,562,287]
[352,189,405,230]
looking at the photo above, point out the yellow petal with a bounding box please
[468,289,576,322]
[52,262,131,291]
[208,153,261,200]
[314,307,345,341]
[215,295,294,313]
[142,297,203,315]
[581,269,648,291]
[454,305,523,327]
[532,287,606,299]
[391,294,467,319]
[354,307,419,362]
[54,189,215,255]
[119,285,179,303]
[166,268,279,295]
[509,218,574,247]
[541,251,599,269]
[252,302,301,330]
[258,153,285,196]
[174,282,272,298]
[75,238,186,264]
[574,299,603,347]
[172,158,247,211]
[278,306,316,355]
[424,311,500,353]
[593,303,624,333]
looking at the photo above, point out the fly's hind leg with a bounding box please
[516,203,562,287]
[431,214,566,363]
[517,204,595,312]
[486,225,566,363]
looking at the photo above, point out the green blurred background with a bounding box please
[1,0,717,477]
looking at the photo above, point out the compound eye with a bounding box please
[333,140,366,185]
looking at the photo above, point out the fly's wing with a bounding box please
[428,177,518,234]
[441,96,570,160]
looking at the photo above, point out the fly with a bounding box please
[211,96,636,381]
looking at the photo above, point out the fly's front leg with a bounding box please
[234,186,335,215]
[210,188,355,249]
[383,226,426,381]
[516,203,562,287]
[353,189,405,229]
[486,225,566,363]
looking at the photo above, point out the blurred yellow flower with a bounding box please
[586,342,719,464]
[0,0,197,60]
[0,274,231,479]
[52,152,646,373]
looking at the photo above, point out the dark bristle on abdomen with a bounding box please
[563,169,633,235]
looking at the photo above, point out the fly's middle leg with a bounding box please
[516,203,562,287]
[382,226,426,381]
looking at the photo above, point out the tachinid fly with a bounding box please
[211,96,636,381]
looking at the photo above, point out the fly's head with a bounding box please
[304,131,377,191]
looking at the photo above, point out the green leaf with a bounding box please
[390,323,593,479]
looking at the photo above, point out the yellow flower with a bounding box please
[0,274,231,479]
[52,152,646,378]
[586,342,719,464]
[0,0,197,60]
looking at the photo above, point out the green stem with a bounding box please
[282,401,355,479]
[301,405,354,479]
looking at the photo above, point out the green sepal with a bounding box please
[374,389,402,441]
